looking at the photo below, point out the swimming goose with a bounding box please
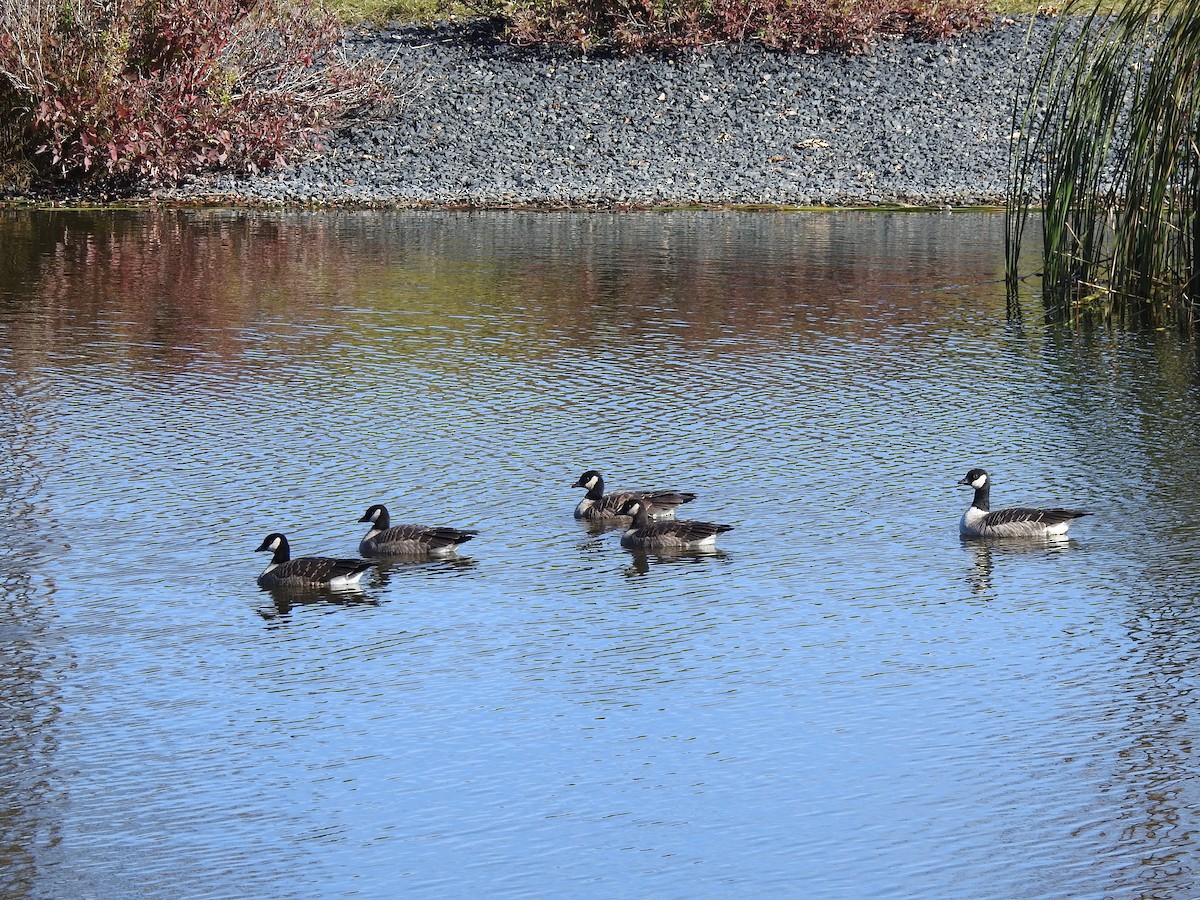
[957,468,1090,538]
[572,469,698,521]
[255,533,375,590]
[617,497,732,550]
[358,504,479,557]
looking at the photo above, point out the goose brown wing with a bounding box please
[279,556,374,582]
[379,524,478,548]
[595,491,642,516]
[983,507,1090,528]
[419,526,479,548]
[647,519,733,541]
[599,489,696,515]
[642,489,699,510]
[680,520,733,540]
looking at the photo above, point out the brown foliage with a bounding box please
[0,0,390,188]
[496,0,992,54]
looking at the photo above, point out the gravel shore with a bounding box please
[163,16,1054,209]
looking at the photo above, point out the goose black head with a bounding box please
[255,532,289,554]
[619,497,645,517]
[573,470,602,490]
[958,468,990,489]
[359,504,389,525]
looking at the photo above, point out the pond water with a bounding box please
[2,208,1200,898]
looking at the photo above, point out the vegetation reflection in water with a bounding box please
[1,209,1200,898]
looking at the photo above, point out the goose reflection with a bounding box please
[576,517,627,538]
[624,548,731,577]
[256,586,381,621]
[365,554,479,590]
[961,534,1079,596]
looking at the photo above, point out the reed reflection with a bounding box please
[1033,324,1200,893]
[1107,591,1200,897]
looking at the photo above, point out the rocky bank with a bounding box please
[161,16,1055,208]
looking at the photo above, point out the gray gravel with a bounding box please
[163,16,1055,208]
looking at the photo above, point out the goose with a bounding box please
[957,468,1090,538]
[572,469,698,521]
[255,533,375,590]
[617,497,732,551]
[358,504,479,557]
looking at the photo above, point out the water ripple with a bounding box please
[3,210,1200,898]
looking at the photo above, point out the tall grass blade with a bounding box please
[1006,0,1200,329]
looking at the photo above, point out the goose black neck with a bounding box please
[374,507,391,530]
[630,503,650,528]
[972,483,991,512]
[586,476,606,500]
[273,539,291,564]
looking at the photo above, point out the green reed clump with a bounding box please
[1007,0,1200,328]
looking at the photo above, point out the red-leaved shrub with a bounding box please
[0,0,388,188]
[498,0,991,54]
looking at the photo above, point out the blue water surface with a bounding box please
[1,209,1198,899]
